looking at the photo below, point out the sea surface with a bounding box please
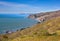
[0,14,37,34]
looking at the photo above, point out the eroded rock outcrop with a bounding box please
[28,10,60,22]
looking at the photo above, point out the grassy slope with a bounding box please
[12,17,60,41]
[1,17,60,41]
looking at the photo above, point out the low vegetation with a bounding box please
[1,17,60,41]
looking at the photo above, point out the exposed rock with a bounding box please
[28,10,60,22]
[6,31,12,34]
[20,28,26,31]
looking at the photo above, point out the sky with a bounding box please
[0,0,60,14]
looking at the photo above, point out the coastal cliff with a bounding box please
[28,10,60,22]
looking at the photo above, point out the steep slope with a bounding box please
[20,17,60,35]
[1,17,60,41]
[11,17,60,41]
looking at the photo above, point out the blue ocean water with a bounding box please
[0,14,37,34]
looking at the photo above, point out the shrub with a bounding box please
[33,32,37,35]
[3,35,8,39]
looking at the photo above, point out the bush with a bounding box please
[33,32,37,35]
[45,32,57,36]
[3,35,8,39]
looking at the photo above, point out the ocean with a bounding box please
[0,14,37,34]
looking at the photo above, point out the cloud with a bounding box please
[0,1,28,8]
[0,1,60,14]
[0,1,42,14]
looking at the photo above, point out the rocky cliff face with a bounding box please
[28,10,60,22]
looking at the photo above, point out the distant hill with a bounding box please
[28,10,60,22]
